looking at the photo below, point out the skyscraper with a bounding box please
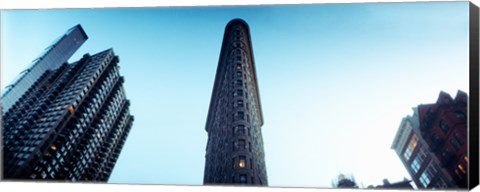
[391,91,468,189]
[1,24,88,114]
[203,19,268,185]
[2,26,133,181]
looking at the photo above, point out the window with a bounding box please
[458,164,466,174]
[234,112,245,121]
[450,139,460,150]
[236,71,242,77]
[419,172,431,187]
[240,174,247,183]
[420,162,438,187]
[239,139,246,150]
[238,125,245,134]
[455,110,466,121]
[453,132,464,145]
[233,89,243,97]
[439,120,449,134]
[403,134,418,160]
[50,144,57,151]
[235,100,244,108]
[411,158,421,173]
[239,156,246,168]
[235,79,243,86]
[436,177,448,188]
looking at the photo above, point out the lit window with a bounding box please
[464,155,469,162]
[69,106,74,114]
[239,159,246,168]
[458,164,466,174]
[50,144,57,151]
[403,134,418,160]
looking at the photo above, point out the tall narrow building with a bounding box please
[203,19,268,185]
[1,24,88,113]
[2,25,133,181]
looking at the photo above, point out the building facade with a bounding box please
[2,27,133,181]
[391,90,468,189]
[203,19,268,185]
[1,24,88,114]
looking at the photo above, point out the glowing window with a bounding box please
[238,156,246,169]
[458,164,466,174]
[69,106,74,114]
[403,134,418,160]
[239,159,246,168]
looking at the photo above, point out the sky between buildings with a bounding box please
[0,1,470,188]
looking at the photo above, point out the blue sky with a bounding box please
[1,2,470,188]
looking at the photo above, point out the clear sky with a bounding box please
[1,1,470,188]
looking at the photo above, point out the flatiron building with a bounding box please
[2,25,134,181]
[203,19,268,185]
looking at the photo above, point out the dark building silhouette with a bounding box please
[203,19,268,185]
[332,174,358,188]
[1,24,88,114]
[391,90,468,189]
[367,179,414,189]
[2,25,133,181]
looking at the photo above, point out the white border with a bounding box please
[0,0,477,192]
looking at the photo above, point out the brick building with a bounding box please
[391,90,468,189]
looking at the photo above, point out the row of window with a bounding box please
[419,162,438,188]
[34,56,115,180]
[403,134,418,160]
[70,84,126,180]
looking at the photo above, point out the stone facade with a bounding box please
[203,19,268,185]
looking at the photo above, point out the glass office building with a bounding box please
[1,24,88,113]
